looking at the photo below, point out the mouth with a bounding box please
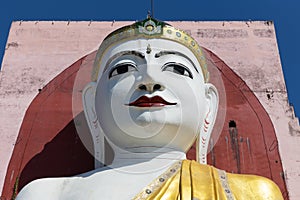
[126,95,177,107]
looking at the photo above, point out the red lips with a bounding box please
[127,96,177,107]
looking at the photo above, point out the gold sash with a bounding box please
[133,160,283,200]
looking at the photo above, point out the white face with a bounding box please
[95,39,209,152]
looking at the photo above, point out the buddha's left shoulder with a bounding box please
[226,172,284,200]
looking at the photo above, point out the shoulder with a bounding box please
[16,177,69,200]
[227,173,284,200]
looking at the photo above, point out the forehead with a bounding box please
[98,39,201,71]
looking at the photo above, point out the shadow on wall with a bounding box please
[19,112,94,191]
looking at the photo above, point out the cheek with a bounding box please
[95,75,138,125]
[162,74,207,121]
[161,73,204,102]
[100,75,137,102]
[95,75,138,134]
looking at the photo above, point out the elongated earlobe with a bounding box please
[197,83,218,164]
[82,82,105,168]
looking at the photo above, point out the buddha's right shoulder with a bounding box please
[227,173,284,200]
[16,178,67,200]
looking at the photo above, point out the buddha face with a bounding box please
[92,39,217,153]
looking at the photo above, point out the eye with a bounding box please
[109,62,137,78]
[162,62,193,79]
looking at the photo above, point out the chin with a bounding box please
[131,106,181,123]
[103,121,198,153]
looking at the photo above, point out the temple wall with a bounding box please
[0,21,299,199]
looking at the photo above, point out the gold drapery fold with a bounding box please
[133,160,283,200]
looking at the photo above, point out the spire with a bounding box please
[151,0,154,18]
[148,0,154,18]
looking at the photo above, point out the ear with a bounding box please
[82,82,105,168]
[197,83,219,164]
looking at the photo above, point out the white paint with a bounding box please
[16,151,186,200]
[83,38,218,166]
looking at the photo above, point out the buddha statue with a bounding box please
[16,18,283,200]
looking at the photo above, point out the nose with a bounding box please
[138,83,165,93]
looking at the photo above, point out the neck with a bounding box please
[108,146,186,174]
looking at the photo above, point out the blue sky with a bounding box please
[0,0,299,116]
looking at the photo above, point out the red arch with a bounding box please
[1,50,288,199]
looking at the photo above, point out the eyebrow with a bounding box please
[104,50,145,72]
[155,50,199,73]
